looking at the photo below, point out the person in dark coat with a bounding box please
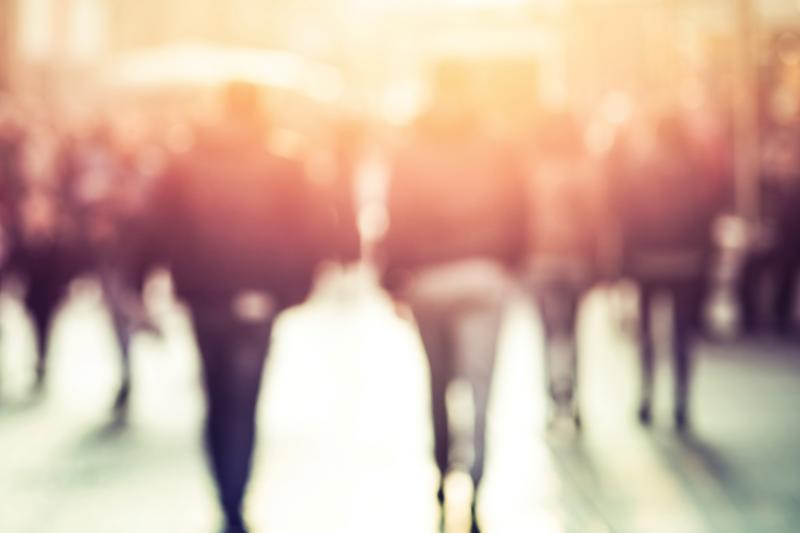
[71,123,162,415]
[152,81,357,533]
[738,128,800,335]
[609,111,721,429]
[381,62,528,533]
[6,126,89,389]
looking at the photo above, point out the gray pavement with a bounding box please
[0,272,799,533]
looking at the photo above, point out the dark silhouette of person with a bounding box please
[0,113,24,366]
[0,112,23,274]
[5,126,89,390]
[527,110,606,428]
[2,116,162,412]
[71,123,161,415]
[151,82,357,533]
[608,112,720,429]
[738,127,800,335]
[381,62,527,533]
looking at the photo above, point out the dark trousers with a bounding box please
[189,302,274,531]
[25,275,68,384]
[535,281,583,416]
[637,278,705,425]
[403,261,509,493]
[739,247,800,333]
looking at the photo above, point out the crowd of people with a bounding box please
[1,62,799,533]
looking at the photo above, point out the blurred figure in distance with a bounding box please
[380,61,528,533]
[151,81,358,533]
[526,110,608,428]
[608,110,722,429]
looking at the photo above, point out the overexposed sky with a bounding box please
[13,0,800,63]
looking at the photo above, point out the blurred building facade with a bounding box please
[3,0,800,221]
[0,0,17,89]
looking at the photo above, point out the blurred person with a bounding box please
[68,121,162,415]
[0,107,24,375]
[738,127,800,335]
[608,111,722,429]
[738,30,800,336]
[0,111,158,412]
[380,61,528,533]
[5,120,89,390]
[526,111,607,428]
[0,106,24,271]
[151,81,357,533]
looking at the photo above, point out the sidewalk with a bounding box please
[0,275,798,533]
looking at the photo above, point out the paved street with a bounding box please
[1,271,799,533]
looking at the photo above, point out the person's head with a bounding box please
[221,81,268,136]
[418,60,482,138]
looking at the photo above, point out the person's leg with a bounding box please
[538,283,581,427]
[563,288,581,427]
[29,302,52,387]
[405,261,508,533]
[102,261,159,417]
[671,280,704,430]
[737,251,767,334]
[109,301,133,416]
[101,269,134,416]
[455,299,505,533]
[637,283,655,424]
[192,307,273,532]
[26,284,61,389]
[409,301,452,506]
[773,250,799,335]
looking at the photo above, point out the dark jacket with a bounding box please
[153,129,356,307]
[608,119,722,280]
[383,125,527,280]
